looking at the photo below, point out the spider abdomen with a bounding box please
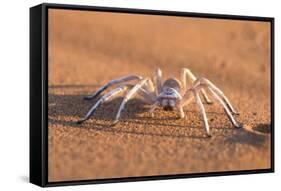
[162,78,181,91]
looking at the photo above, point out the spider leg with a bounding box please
[77,86,128,124]
[143,78,155,93]
[148,101,159,117]
[192,80,241,128]
[180,77,241,136]
[205,86,241,128]
[192,90,211,136]
[113,78,150,124]
[140,77,157,103]
[181,89,194,107]
[178,105,185,119]
[84,75,142,100]
[193,77,239,115]
[138,87,157,104]
[177,89,194,119]
[154,68,162,95]
[181,68,212,104]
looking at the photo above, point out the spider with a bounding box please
[77,68,241,136]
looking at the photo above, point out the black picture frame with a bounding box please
[30,3,275,187]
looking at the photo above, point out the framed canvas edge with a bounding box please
[29,3,275,187]
[30,4,44,187]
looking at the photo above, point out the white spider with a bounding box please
[77,68,241,136]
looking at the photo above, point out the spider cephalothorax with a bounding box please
[77,68,241,136]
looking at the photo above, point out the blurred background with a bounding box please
[48,9,270,89]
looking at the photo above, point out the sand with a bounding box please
[48,9,271,182]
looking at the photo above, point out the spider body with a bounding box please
[158,78,181,111]
[77,68,241,136]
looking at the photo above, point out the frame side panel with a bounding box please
[30,4,44,187]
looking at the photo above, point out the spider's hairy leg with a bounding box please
[177,90,194,119]
[181,68,212,104]
[138,87,157,104]
[194,77,239,115]
[193,90,211,137]
[140,78,157,103]
[178,105,185,119]
[143,78,155,93]
[112,78,149,125]
[181,89,194,108]
[77,86,128,124]
[153,68,162,95]
[206,86,241,128]
[84,75,142,100]
[148,101,159,117]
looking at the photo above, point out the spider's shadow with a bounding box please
[48,91,150,121]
